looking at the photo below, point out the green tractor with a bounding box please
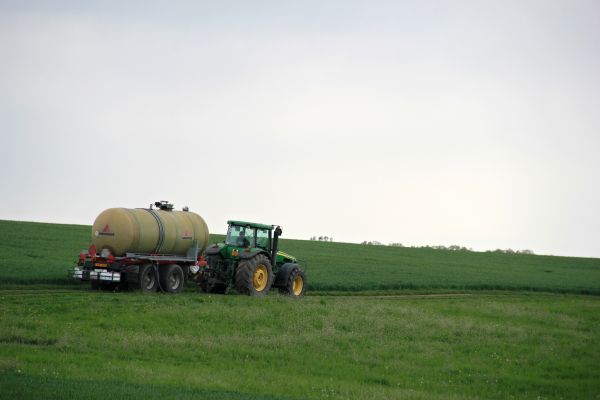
[193,221,306,297]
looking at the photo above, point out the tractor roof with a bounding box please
[227,220,273,230]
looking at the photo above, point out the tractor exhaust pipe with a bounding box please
[271,226,282,265]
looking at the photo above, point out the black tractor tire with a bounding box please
[235,254,273,296]
[279,268,306,298]
[137,264,158,293]
[159,264,185,294]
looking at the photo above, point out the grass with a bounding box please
[1,219,600,295]
[0,291,599,399]
[1,219,600,399]
[286,240,600,294]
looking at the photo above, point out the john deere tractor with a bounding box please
[193,221,306,297]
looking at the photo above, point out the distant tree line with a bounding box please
[309,236,535,255]
[488,248,535,255]
[310,236,333,242]
[359,241,534,254]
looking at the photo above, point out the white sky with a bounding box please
[1,1,599,257]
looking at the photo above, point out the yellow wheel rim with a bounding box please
[292,275,304,296]
[253,265,268,291]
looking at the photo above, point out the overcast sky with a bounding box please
[1,1,599,257]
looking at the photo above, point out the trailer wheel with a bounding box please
[90,280,100,290]
[279,268,306,298]
[235,254,273,296]
[138,264,158,293]
[159,264,184,294]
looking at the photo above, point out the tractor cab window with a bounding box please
[256,228,270,250]
[226,225,255,247]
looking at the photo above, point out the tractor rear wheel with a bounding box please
[279,268,306,298]
[235,254,273,296]
[137,264,158,293]
[159,264,185,294]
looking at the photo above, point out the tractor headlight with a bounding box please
[189,265,200,275]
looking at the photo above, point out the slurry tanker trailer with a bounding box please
[73,201,306,297]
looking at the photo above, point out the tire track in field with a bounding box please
[0,288,563,302]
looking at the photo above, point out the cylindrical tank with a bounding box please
[91,207,209,257]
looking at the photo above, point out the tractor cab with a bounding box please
[225,221,272,251]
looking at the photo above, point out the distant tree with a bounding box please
[518,249,534,255]
[388,243,403,247]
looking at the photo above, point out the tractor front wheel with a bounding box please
[235,254,273,296]
[279,268,306,298]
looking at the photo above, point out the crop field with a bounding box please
[2,220,600,294]
[1,219,600,399]
[2,291,599,400]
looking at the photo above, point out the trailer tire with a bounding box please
[159,264,185,294]
[235,254,273,296]
[90,280,100,290]
[138,264,158,293]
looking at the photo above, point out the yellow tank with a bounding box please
[91,207,209,256]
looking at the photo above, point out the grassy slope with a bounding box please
[1,291,599,400]
[286,240,600,294]
[1,219,600,294]
[1,220,600,399]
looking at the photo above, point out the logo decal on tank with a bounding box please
[182,230,192,239]
[97,224,115,236]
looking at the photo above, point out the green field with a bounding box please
[1,219,600,399]
[2,220,600,294]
